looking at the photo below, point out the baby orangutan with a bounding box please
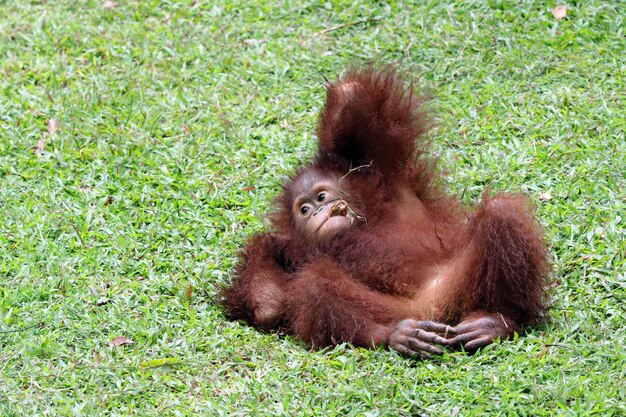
[221,68,549,357]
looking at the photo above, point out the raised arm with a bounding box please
[316,67,435,195]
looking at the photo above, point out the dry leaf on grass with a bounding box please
[539,192,552,201]
[109,336,133,348]
[186,283,194,300]
[552,5,567,20]
[31,140,45,153]
[47,119,59,135]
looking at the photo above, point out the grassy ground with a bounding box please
[0,0,624,415]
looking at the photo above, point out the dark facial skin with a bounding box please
[291,171,354,243]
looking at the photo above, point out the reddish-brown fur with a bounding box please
[221,67,549,355]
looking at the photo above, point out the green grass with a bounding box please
[0,0,624,415]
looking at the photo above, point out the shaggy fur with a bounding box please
[220,67,549,352]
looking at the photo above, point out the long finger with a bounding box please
[394,344,433,360]
[408,337,444,356]
[394,344,418,357]
[411,329,451,346]
[453,317,494,333]
[447,330,483,346]
[464,336,495,351]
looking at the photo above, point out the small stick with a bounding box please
[300,17,383,44]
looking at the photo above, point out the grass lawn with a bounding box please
[1,0,624,415]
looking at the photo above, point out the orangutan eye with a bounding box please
[317,192,326,202]
[300,205,310,215]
